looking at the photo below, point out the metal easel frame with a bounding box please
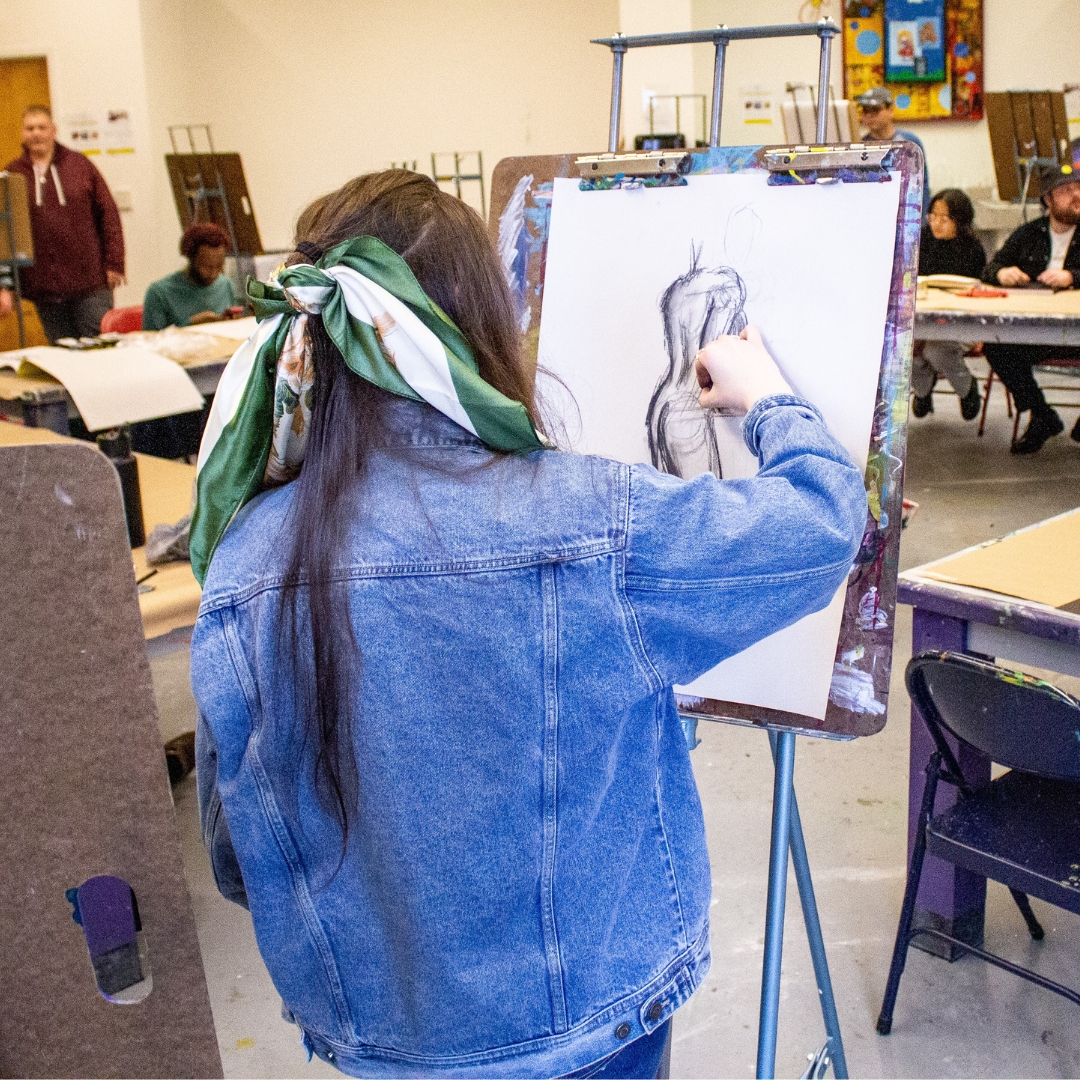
[593,20,848,1080]
[648,94,708,146]
[430,151,486,218]
[167,124,241,260]
[0,172,30,348]
[785,81,845,146]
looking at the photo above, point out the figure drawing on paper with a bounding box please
[646,243,748,479]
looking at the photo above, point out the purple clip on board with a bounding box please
[67,876,150,1002]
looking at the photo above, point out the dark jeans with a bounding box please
[982,342,1080,414]
[562,1021,671,1079]
[35,288,113,343]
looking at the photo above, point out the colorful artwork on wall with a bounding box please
[885,0,946,83]
[843,0,983,122]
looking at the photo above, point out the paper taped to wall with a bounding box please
[536,171,900,719]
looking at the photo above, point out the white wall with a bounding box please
[139,0,619,277]
[0,0,161,305]
[615,0,695,148]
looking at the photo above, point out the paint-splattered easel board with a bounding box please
[489,143,922,739]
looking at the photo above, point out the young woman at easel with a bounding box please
[191,170,866,1079]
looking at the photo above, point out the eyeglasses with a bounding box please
[927,210,952,221]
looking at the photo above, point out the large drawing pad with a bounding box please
[490,145,921,739]
[0,443,222,1078]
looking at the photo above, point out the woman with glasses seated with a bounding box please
[912,188,986,421]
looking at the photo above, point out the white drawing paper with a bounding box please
[536,171,900,719]
[0,346,204,432]
[177,315,257,341]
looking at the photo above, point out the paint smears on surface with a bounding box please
[497,173,534,333]
[858,586,888,630]
[829,662,886,715]
[235,1037,255,1050]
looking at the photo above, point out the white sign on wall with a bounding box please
[64,111,102,156]
[104,110,134,155]
[63,110,134,156]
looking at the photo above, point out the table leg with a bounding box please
[22,399,71,435]
[908,608,990,960]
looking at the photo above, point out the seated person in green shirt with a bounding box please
[142,222,238,330]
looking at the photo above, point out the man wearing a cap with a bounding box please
[980,163,1080,453]
[856,87,931,213]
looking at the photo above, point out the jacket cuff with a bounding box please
[741,394,825,457]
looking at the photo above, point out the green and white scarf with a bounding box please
[190,235,543,584]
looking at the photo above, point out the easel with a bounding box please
[165,124,264,291]
[167,124,242,259]
[0,170,33,348]
[490,17,919,1076]
[647,93,708,147]
[431,151,486,217]
[985,91,1071,218]
[597,26,848,1078]
[782,82,855,145]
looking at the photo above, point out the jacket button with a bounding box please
[615,1023,631,1040]
[648,1001,663,1021]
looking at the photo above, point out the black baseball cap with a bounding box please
[1039,162,1080,199]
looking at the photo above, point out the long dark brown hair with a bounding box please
[279,170,543,856]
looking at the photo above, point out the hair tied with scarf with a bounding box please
[188,234,544,584]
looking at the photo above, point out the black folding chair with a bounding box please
[877,650,1080,1035]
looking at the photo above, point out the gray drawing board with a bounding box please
[0,442,222,1078]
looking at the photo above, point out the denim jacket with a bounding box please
[192,394,866,1078]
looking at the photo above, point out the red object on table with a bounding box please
[100,305,144,334]
[956,286,1008,298]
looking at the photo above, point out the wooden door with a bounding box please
[0,56,51,350]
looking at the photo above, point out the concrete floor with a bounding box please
[153,375,1080,1078]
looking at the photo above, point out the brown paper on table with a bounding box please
[917,286,1080,316]
[0,421,202,639]
[0,344,203,431]
[920,508,1080,609]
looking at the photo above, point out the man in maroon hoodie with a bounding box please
[0,105,125,342]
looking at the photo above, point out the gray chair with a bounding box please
[877,650,1080,1035]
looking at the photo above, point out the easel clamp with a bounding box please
[764,145,891,172]
[576,151,692,178]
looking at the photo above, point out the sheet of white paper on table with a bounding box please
[0,346,204,432]
[177,315,257,341]
[536,171,900,719]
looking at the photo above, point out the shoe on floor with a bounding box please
[959,380,982,421]
[911,393,934,418]
[1011,409,1064,455]
[1072,414,1080,442]
[165,730,196,785]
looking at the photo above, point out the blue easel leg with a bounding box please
[769,734,849,1080]
[757,729,796,1080]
